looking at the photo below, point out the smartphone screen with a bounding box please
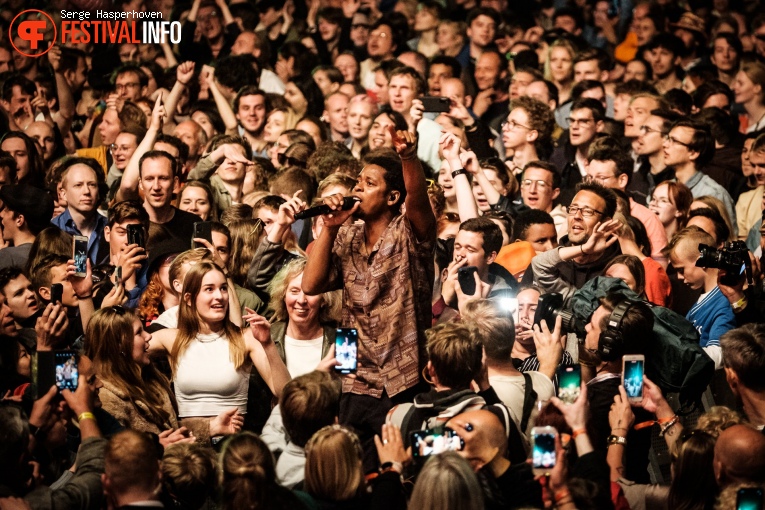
[557,365,582,404]
[737,488,764,510]
[50,283,63,304]
[411,427,464,457]
[623,356,645,401]
[73,236,88,276]
[532,427,557,473]
[55,351,78,391]
[335,328,358,374]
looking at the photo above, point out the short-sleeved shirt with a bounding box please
[329,214,436,398]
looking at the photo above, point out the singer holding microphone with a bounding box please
[302,127,437,471]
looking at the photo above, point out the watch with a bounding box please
[607,435,627,446]
[451,169,468,178]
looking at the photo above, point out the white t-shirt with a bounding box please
[284,335,323,378]
[489,372,555,430]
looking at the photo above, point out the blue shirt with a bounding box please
[51,209,108,265]
[686,286,736,348]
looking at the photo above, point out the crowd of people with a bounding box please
[2,0,765,508]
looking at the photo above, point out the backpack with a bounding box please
[569,277,715,411]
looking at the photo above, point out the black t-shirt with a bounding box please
[482,462,544,510]
[152,207,200,245]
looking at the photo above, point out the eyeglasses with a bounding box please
[501,119,532,131]
[639,125,666,135]
[116,82,140,91]
[520,179,551,189]
[567,205,604,218]
[351,23,370,30]
[664,135,692,148]
[567,117,594,126]
[110,144,135,153]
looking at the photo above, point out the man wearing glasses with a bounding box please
[519,161,567,240]
[112,65,148,102]
[662,119,736,225]
[628,109,679,203]
[523,182,620,296]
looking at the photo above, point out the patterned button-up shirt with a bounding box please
[329,214,436,398]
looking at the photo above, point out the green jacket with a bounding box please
[269,320,337,363]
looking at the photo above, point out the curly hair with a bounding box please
[509,96,555,147]
[267,258,341,324]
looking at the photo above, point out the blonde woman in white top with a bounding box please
[149,260,291,421]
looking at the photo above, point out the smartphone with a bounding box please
[420,96,451,112]
[557,365,582,404]
[32,350,78,398]
[50,283,63,304]
[457,266,478,296]
[334,328,358,374]
[622,354,645,403]
[73,235,88,276]
[127,224,145,248]
[411,427,464,457]
[737,488,763,510]
[193,221,213,249]
[531,426,558,475]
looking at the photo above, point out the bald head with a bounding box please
[25,121,56,161]
[172,120,206,158]
[447,409,506,472]
[714,425,765,487]
[441,78,468,105]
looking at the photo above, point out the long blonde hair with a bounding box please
[267,258,341,323]
[172,262,248,374]
[85,307,175,428]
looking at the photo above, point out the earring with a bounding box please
[421,366,434,386]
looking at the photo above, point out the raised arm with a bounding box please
[164,61,195,123]
[202,65,239,133]
[116,95,166,202]
[391,128,436,242]
[244,309,291,397]
[303,194,356,295]
[48,46,75,137]
[440,131,479,222]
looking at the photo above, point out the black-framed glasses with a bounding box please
[664,135,692,148]
[567,205,605,218]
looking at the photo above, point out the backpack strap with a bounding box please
[520,372,538,433]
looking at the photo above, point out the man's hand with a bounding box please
[193,237,228,271]
[459,149,480,175]
[276,190,307,226]
[316,344,340,372]
[35,303,69,351]
[342,0,361,18]
[201,64,216,87]
[176,61,196,86]
[60,374,94,417]
[532,315,564,377]
[409,98,424,131]
[29,385,59,429]
[472,88,494,117]
[581,219,620,256]
[319,193,359,229]
[441,256,468,307]
[391,127,417,158]
[633,376,668,415]
[550,382,588,431]
[113,244,147,285]
[149,93,166,132]
[30,90,51,120]
[67,258,93,298]
[212,143,253,165]
[454,269,490,316]
[47,45,62,72]
[448,95,473,125]
[101,283,127,308]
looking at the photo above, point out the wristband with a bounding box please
[732,296,748,312]
[634,414,677,431]
[380,461,403,474]
[77,412,96,423]
[451,169,469,179]
[572,428,587,439]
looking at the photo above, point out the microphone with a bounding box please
[294,196,360,220]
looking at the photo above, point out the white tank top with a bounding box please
[174,332,250,417]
